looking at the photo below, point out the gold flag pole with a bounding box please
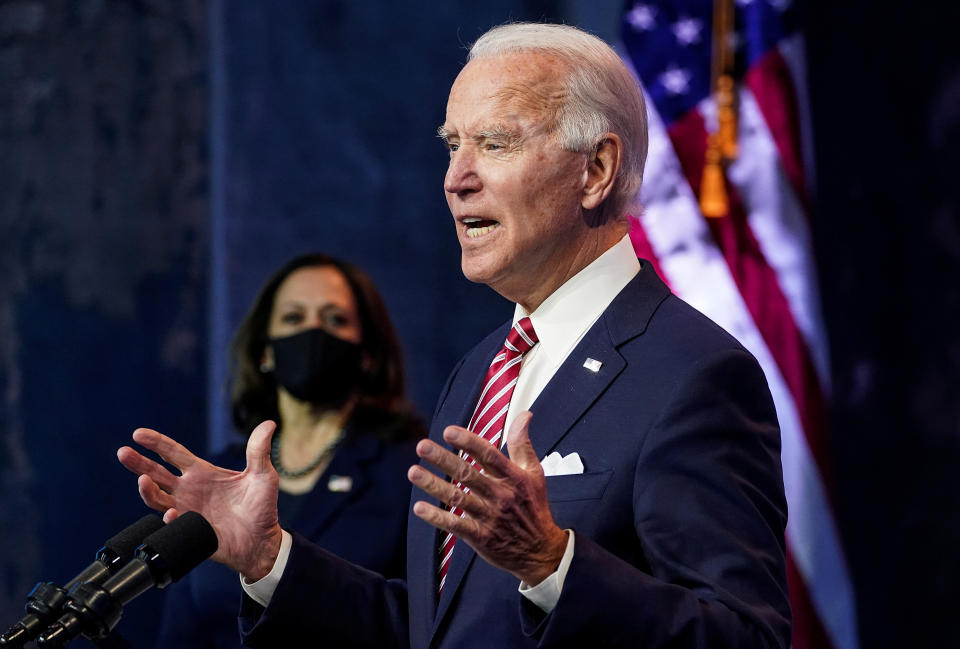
[700,0,737,218]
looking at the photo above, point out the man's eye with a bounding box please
[485,139,515,153]
[448,142,460,152]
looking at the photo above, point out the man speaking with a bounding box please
[119,23,791,648]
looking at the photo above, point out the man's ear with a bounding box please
[581,133,622,211]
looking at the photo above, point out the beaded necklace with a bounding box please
[270,427,343,479]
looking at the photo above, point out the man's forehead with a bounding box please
[444,52,567,133]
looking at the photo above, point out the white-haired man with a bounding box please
[120,23,791,648]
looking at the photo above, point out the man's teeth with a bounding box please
[463,218,498,238]
[466,224,497,238]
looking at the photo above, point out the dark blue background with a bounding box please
[1,2,957,648]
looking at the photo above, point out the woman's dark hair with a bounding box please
[229,253,421,440]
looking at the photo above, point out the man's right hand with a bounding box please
[116,419,283,581]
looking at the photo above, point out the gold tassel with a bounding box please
[717,74,738,159]
[702,0,736,218]
[700,135,728,218]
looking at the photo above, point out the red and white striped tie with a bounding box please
[437,317,538,595]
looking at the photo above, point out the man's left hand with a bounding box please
[408,411,568,586]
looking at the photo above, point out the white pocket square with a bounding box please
[540,451,584,476]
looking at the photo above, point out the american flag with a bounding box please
[619,2,858,649]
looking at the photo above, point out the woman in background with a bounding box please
[157,253,424,649]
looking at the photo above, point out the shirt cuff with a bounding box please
[518,529,575,613]
[239,529,292,608]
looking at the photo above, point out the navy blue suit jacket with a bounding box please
[240,262,791,648]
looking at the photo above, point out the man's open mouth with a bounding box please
[463,217,500,238]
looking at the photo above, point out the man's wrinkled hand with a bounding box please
[117,420,283,581]
[407,411,568,586]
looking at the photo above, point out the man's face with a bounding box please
[441,53,594,310]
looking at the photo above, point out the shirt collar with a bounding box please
[513,234,640,367]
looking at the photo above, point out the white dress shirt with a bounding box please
[244,234,641,613]
[504,233,641,444]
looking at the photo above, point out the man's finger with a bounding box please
[414,439,495,496]
[118,446,180,493]
[246,420,277,475]
[407,464,491,517]
[137,474,176,512]
[411,500,480,542]
[504,411,541,471]
[131,428,198,472]
[442,426,514,479]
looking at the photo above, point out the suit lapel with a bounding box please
[527,262,669,455]
[407,325,509,647]
[433,325,507,638]
[284,432,378,538]
[526,323,625,455]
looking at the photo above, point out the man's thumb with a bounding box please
[505,411,540,471]
[246,419,278,475]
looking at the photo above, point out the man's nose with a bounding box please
[444,148,481,196]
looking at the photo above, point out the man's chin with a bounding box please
[460,262,492,286]
[460,256,503,288]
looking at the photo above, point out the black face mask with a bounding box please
[268,328,364,406]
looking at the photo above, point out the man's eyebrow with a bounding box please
[436,124,521,145]
[475,125,518,141]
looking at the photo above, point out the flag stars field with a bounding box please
[672,17,704,46]
[626,4,656,31]
[660,66,692,95]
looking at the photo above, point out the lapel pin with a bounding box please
[583,358,602,373]
[327,475,353,492]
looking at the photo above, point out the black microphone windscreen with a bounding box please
[103,514,164,559]
[140,511,218,582]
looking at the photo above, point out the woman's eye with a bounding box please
[323,312,349,328]
[280,312,303,324]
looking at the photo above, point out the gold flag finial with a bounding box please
[700,0,737,217]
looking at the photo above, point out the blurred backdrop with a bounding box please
[1,1,957,648]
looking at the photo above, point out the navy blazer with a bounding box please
[158,427,418,649]
[240,262,791,649]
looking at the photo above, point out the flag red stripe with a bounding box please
[787,548,834,649]
[666,108,835,493]
[627,215,668,282]
[707,209,835,492]
[744,49,810,207]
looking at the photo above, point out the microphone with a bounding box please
[0,514,163,648]
[36,511,218,647]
